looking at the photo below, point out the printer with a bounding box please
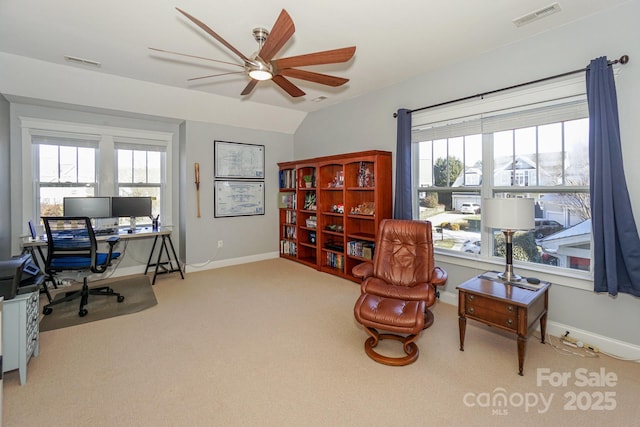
[0,254,43,300]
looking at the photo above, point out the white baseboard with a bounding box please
[184,251,279,273]
[438,290,640,362]
[543,321,640,362]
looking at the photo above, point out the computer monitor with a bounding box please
[63,197,112,218]
[111,196,152,218]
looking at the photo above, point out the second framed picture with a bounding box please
[214,180,265,217]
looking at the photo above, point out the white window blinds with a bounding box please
[412,75,587,142]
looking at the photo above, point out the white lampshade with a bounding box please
[483,198,535,231]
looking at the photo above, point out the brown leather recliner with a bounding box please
[353,219,447,365]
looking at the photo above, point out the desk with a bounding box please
[457,275,550,376]
[21,227,184,287]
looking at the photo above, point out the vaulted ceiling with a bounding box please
[0,0,630,113]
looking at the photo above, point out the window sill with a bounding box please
[435,249,594,292]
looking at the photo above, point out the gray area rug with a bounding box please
[39,275,157,332]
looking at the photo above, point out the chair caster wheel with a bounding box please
[43,307,53,315]
[79,309,88,317]
[117,295,125,303]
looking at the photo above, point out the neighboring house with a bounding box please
[538,219,592,270]
[451,167,482,187]
[493,155,558,187]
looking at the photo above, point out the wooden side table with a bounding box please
[457,274,550,376]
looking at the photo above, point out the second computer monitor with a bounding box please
[111,196,152,218]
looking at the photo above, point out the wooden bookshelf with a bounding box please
[278,150,392,282]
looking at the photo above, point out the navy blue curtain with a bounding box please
[587,56,640,296]
[394,109,412,219]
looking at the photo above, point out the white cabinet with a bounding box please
[2,291,39,385]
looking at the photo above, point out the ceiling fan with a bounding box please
[150,8,356,98]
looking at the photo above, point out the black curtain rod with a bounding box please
[393,55,629,118]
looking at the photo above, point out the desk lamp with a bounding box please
[483,197,534,282]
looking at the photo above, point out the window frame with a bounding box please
[20,117,173,228]
[115,138,167,225]
[410,76,593,282]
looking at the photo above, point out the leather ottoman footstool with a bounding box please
[354,293,426,366]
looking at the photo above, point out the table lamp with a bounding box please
[483,197,535,282]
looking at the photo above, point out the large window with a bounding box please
[23,119,172,227]
[34,135,99,217]
[413,78,591,272]
[116,141,165,226]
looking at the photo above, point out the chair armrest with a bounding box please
[431,266,448,287]
[92,236,121,273]
[106,236,120,246]
[352,261,374,280]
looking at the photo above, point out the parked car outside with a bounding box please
[534,219,564,238]
[542,253,559,265]
[460,203,481,214]
[462,239,481,254]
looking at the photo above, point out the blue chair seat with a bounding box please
[51,252,121,269]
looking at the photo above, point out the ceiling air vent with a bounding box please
[64,55,102,67]
[512,2,561,27]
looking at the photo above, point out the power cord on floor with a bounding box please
[534,332,599,358]
[181,246,222,270]
[535,332,640,362]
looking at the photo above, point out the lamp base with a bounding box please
[500,230,521,283]
[498,271,522,283]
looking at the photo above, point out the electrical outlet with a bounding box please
[217,240,224,248]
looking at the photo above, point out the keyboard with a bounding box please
[94,228,117,236]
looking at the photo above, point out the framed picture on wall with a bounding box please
[214,180,265,217]
[214,140,265,179]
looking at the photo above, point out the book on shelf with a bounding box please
[283,224,296,239]
[347,240,375,260]
[326,252,344,271]
[280,240,297,256]
[278,192,296,209]
[285,210,296,225]
[279,169,296,189]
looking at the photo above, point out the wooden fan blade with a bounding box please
[272,46,356,69]
[241,79,259,96]
[258,9,295,63]
[272,75,305,97]
[149,47,244,68]
[278,69,349,87]
[176,8,251,63]
[188,71,246,81]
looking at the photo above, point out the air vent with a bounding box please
[311,96,328,103]
[512,2,561,27]
[64,55,102,67]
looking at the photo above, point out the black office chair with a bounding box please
[42,216,125,317]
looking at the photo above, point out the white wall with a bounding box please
[181,120,293,270]
[294,1,640,351]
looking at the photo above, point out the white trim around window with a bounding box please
[19,116,174,226]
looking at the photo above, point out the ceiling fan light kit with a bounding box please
[151,8,355,98]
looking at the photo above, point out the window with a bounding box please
[33,134,99,217]
[116,140,166,226]
[412,77,591,273]
[22,118,173,228]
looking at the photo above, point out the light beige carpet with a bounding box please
[4,258,639,426]
[39,275,157,331]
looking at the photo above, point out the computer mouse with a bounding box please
[526,277,541,284]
